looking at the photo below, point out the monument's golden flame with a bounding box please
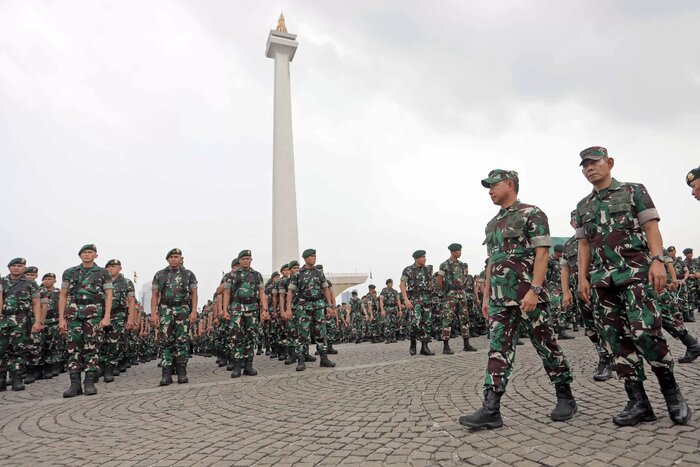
[276,13,287,33]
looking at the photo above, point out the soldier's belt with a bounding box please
[160,299,186,306]
[72,297,100,305]
[0,309,28,316]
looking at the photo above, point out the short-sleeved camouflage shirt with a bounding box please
[223,267,264,304]
[575,179,660,288]
[672,257,688,281]
[112,274,135,310]
[546,256,562,293]
[1,275,40,315]
[379,287,400,307]
[349,297,363,314]
[484,200,552,306]
[438,258,469,292]
[400,264,433,296]
[287,267,329,301]
[40,286,61,320]
[61,264,113,303]
[152,267,197,305]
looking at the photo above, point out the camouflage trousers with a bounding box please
[484,301,572,393]
[157,305,191,367]
[367,315,381,338]
[569,278,609,358]
[65,303,104,373]
[227,302,260,360]
[445,291,470,339]
[408,294,432,342]
[284,310,298,354]
[326,315,338,344]
[42,319,63,364]
[383,306,399,338]
[350,312,364,341]
[0,314,30,372]
[549,293,563,330]
[25,316,44,366]
[102,310,127,367]
[657,288,688,340]
[591,283,673,382]
[296,299,328,354]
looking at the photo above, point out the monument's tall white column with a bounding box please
[266,15,299,271]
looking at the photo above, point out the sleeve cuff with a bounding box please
[437,270,445,277]
[288,284,297,292]
[575,228,585,239]
[530,235,552,248]
[103,283,114,290]
[189,284,198,289]
[638,208,660,225]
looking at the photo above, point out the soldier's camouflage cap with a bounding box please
[238,249,252,259]
[386,278,393,284]
[105,259,121,267]
[271,271,281,278]
[553,244,564,253]
[579,146,608,166]
[302,248,316,258]
[368,284,376,289]
[166,248,181,259]
[7,257,26,267]
[79,244,97,255]
[288,260,300,268]
[280,263,289,272]
[481,169,518,188]
[412,250,426,259]
[25,266,38,274]
[231,258,240,267]
[42,272,56,280]
[448,243,462,252]
[687,167,700,186]
[683,248,693,254]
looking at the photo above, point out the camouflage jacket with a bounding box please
[484,200,552,306]
[111,274,135,311]
[40,286,61,321]
[288,266,329,301]
[224,267,264,304]
[465,275,476,300]
[349,297,363,315]
[152,267,197,306]
[438,258,469,292]
[546,255,562,293]
[560,235,578,281]
[62,264,113,304]
[684,258,700,283]
[672,257,688,282]
[1,275,39,315]
[576,179,659,288]
[363,293,378,314]
[400,264,433,296]
[379,287,400,308]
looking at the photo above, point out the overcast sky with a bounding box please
[1,0,698,301]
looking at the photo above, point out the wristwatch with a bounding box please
[530,285,543,294]
[651,255,667,263]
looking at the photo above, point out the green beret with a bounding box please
[553,244,564,253]
[481,169,518,188]
[351,289,358,295]
[368,284,376,289]
[42,272,56,280]
[412,250,426,259]
[105,259,121,267]
[238,249,252,259]
[166,248,182,259]
[7,257,26,267]
[288,260,300,268]
[280,263,289,272]
[579,146,608,166]
[24,266,38,274]
[687,167,700,186]
[302,248,316,259]
[667,246,676,252]
[386,279,393,285]
[271,271,280,278]
[683,248,693,254]
[315,264,324,270]
[79,244,97,255]
[231,258,240,267]
[448,243,462,252]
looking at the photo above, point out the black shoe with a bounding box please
[463,337,477,352]
[612,380,657,426]
[327,344,338,355]
[657,372,692,425]
[558,329,575,340]
[572,322,579,332]
[458,389,503,429]
[10,370,25,392]
[104,365,115,383]
[443,340,454,355]
[678,333,700,363]
[683,312,695,323]
[319,352,336,368]
[130,356,139,365]
[304,353,316,363]
[256,346,263,356]
[0,369,6,392]
[296,353,306,372]
[160,367,174,386]
[63,372,82,397]
[24,366,36,384]
[265,346,271,356]
[83,371,98,396]
[355,339,362,344]
[243,357,258,376]
[515,338,524,345]
[219,358,228,368]
[420,341,435,356]
[551,384,577,421]
[278,347,288,361]
[409,339,417,356]
[176,363,189,384]
[284,352,297,365]
[226,359,235,371]
[41,365,53,380]
[51,363,61,377]
[230,359,243,378]
[593,357,613,382]
[113,366,120,376]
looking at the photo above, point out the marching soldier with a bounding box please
[437,243,477,353]
[400,250,435,357]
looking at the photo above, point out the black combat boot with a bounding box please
[218,356,228,368]
[284,350,296,365]
[558,327,575,340]
[0,368,6,392]
[678,333,700,363]
[551,384,578,421]
[657,372,692,425]
[112,365,120,376]
[243,357,258,376]
[278,346,288,361]
[83,371,97,396]
[159,366,173,386]
[572,321,579,332]
[420,341,435,356]
[612,380,657,426]
[593,356,613,382]
[230,359,243,378]
[10,370,25,391]
[319,352,336,368]
[176,363,189,384]
[41,364,54,379]
[443,339,454,355]
[304,353,317,362]
[256,344,263,356]
[458,389,503,429]
[63,372,83,397]
[296,353,306,372]
[354,338,362,344]
[683,311,695,323]
[385,337,391,344]
[265,345,271,356]
[24,365,36,384]
[327,343,338,355]
[226,358,235,371]
[103,365,115,383]
[270,344,279,359]
[130,356,139,365]
[51,363,61,377]
[409,339,417,356]
[463,337,477,352]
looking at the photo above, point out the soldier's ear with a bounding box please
[607,157,615,169]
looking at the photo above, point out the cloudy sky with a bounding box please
[1,0,698,301]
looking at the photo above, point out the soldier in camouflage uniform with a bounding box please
[438,243,477,354]
[264,272,280,358]
[286,249,336,371]
[364,285,381,343]
[39,273,63,378]
[215,259,238,369]
[101,259,135,382]
[561,210,613,381]
[459,170,576,430]
[222,250,268,377]
[278,261,301,365]
[667,247,693,322]
[548,245,574,340]
[688,166,700,201]
[349,290,365,344]
[271,263,290,361]
[0,258,42,391]
[22,266,45,383]
[575,147,690,426]
[683,248,699,319]
[379,279,400,344]
[151,248,198,386]
[317,265,339,354]
[59,245,113,397]
[400,250,435,357]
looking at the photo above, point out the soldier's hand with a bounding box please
[381,311,386,318]
[99,317,111,328]
[481,301,489,319]
[520,290,538,313]
[669,281,679,291]
[223,311,231,320]
[189,313,197,325]
[578,278,591,304]
[151,313,160,328]
[59,318,68,336]
[562,290,573,308]
[31,322,44,333]
[261,311,270,321]
[405,299,414,310]
[649,261,667,294]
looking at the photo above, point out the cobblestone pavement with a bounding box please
[2,323,700,466]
